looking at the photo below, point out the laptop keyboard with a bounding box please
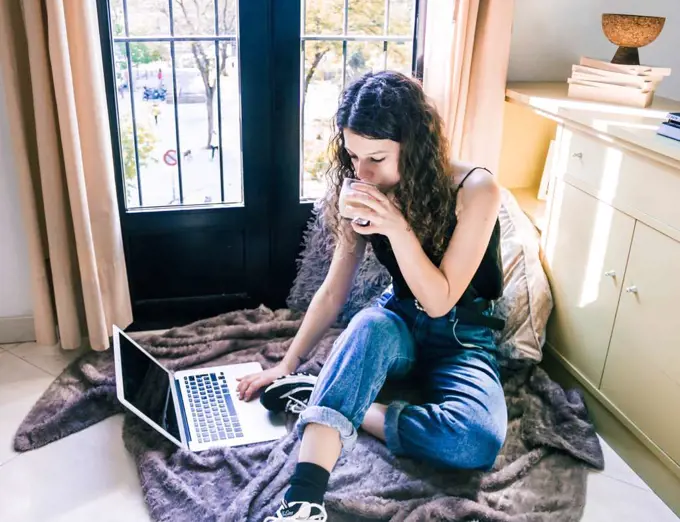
[184,372,244,444]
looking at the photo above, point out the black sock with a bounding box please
[284,462,330,505]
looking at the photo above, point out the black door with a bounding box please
[97,0,421,330]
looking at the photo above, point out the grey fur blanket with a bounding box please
[14,306,603,522]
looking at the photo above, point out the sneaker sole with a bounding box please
[260,374,317,412]
[263,374,318,393]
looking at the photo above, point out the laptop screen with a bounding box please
[118,333,182,442]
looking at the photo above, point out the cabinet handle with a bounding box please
[571,152,583,159]
[625,285,638,294]
[604,270,616,277]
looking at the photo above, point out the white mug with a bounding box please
[339,178,375,226]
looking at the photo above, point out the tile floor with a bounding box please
[0,341,678,522]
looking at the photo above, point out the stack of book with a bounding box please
[657,112,680,142]
[567,57,671,108]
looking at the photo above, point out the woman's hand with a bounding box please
[235,361,295,402]
[344,183,408,239]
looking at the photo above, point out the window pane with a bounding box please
[110,0,126,37]
[217,0,238,35]
[217,40,243,204]
[136,43,182,207]
[345,41,385,85]
[305,0,344,36]
[299,0,417,202]
[125,0,171,36]
[388,0,415,36]
[348,0,385,36]
[108,1,241,208]
[386,40,413,76]
[114,43,140,207]
[172,0,216,36]
[173,42,225,204]
[114,41,183,208]
[301,41,343,200]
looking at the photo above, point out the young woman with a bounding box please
[236,71,508,522]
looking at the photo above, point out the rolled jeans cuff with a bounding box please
[296,405,358,452]
[384,400,409,456]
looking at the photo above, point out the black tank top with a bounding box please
[367,167,503,305]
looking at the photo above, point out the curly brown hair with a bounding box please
[322,71,456,259]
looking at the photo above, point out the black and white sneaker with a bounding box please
[264,499,327,521]
[260,372,317,414]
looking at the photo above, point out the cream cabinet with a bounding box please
[542,124,680,479]
[600,222,680,466]
[543,181,634,386]
[501,81,680,512]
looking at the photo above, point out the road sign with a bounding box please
[163,149,177,166]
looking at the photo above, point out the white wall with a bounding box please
[508,0,680,101]
[0,68,33,319]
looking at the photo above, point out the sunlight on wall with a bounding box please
[577,147,622,308]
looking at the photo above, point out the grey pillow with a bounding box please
[286,203,391,326]
[286,189,553,362]
[493,188,553,363]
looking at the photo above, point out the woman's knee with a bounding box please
[336,307,410,359]
[468,414,506,469]
[426,406,506,470]
[348,306,402,332]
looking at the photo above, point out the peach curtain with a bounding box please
[0,1,132,351]
[423,0,515,173]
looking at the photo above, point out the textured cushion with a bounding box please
[493,189,553,362]
[286,202,393,326]
[286,189,553,362]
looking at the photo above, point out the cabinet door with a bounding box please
[600,223,680,465]
[543,180,635,385]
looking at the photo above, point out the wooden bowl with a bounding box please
[602,14,665,47]
[602,14,665,64]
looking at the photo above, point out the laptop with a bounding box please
[112,326,288,452]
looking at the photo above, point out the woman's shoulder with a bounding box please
[449,160,500,217]
[448,160,498,193]
[448,159,476,183]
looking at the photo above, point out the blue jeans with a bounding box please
[296,288,507,470]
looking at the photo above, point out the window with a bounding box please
[98,0,423,321]
[109,0,242,209]
[300,0,417,199]
[107,0,419,209]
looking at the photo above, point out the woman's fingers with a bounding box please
[345,191,385,213]
[237,374,256,397]
[237,373,270,401]
[236,373,252,386]
[351,183,389,204]
[244,377,266,401]
[242,379,253,400]
[236,370,281,401]
[345,203,378,222]
[343,198,376,217]
[351,220,377,235]
[240,379,254,400]
[237,372,258,382]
